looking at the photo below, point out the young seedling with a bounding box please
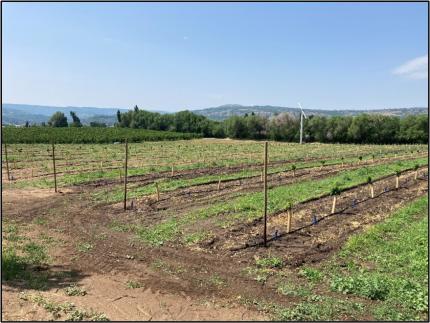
[341,157,344,167]
[367,176,374,198]
[330,186,341,214]
[285,201,293,233]
[358,156,363,164]
[155,182,160,201]
[395,170,401,189]
[320,160,326,170]
[414,164,419,180]
[291,165,296,177]
[372,154,375,162]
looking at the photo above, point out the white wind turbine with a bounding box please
[298,102,307,144]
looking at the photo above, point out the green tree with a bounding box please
[69,111,82,127]
[225,116,248,139]
[48,112,68,127]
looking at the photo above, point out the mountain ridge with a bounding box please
[191,104,428,120]
[2,103,427,125]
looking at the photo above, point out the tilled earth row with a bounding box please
[2,167,428,311]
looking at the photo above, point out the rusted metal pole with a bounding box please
[123,139,128,210]
[4,143,10,181]
[263,141,268,247]
[52,143,57,192]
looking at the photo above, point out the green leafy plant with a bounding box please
[126,280,143,289]
[255,256,283,269]
[330,186,341,196]
[300,267,323,283]
[64,284,87,296]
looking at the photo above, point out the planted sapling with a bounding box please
[414,164,419,180]
[367,176,374,198]
[395,170,401,189]
[285,201,293,233]
[330,186,341,214]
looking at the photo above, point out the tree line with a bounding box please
[116,106,428,144]
[30,106,428,144]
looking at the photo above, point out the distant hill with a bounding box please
[2,103,427,125]
[191,104,428,121]
[1,103,166,126]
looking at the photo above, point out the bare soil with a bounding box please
[1,164,428,321]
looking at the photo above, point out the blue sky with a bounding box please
[2,2,428,111]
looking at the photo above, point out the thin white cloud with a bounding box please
[393,55,428,79]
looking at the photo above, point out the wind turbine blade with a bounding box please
[298,102,307,119]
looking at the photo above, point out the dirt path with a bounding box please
[2,188,269,321]
[2,273,265,321]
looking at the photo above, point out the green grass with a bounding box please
[183,231,212,245]
[208,274,227,287]
[270,195,428,321]
[91,153,388,204]
[255,256,284,269]
[77,242,93,253]
[327,195,429,320]
[2,237,50,289]
[277,282,312,297]
[126,280,143,289]
[136,157,427,245]
[299,267,323,283]
[20,293,109,321]
[5,141,424,190]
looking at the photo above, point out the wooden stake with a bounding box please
[263,141,268,247]
[52,143,57,193]
[123,139,128,210]
[286,209,292,233]
[415,170,418,180]
[395,176,399,189]
[370,184,374,198]
[217,178,221,191]
[171,165,174,176]
[4,143,10,181]
[331,196,336,214]
[155,182,160,201]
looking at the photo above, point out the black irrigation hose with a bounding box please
[229,167,429,251]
